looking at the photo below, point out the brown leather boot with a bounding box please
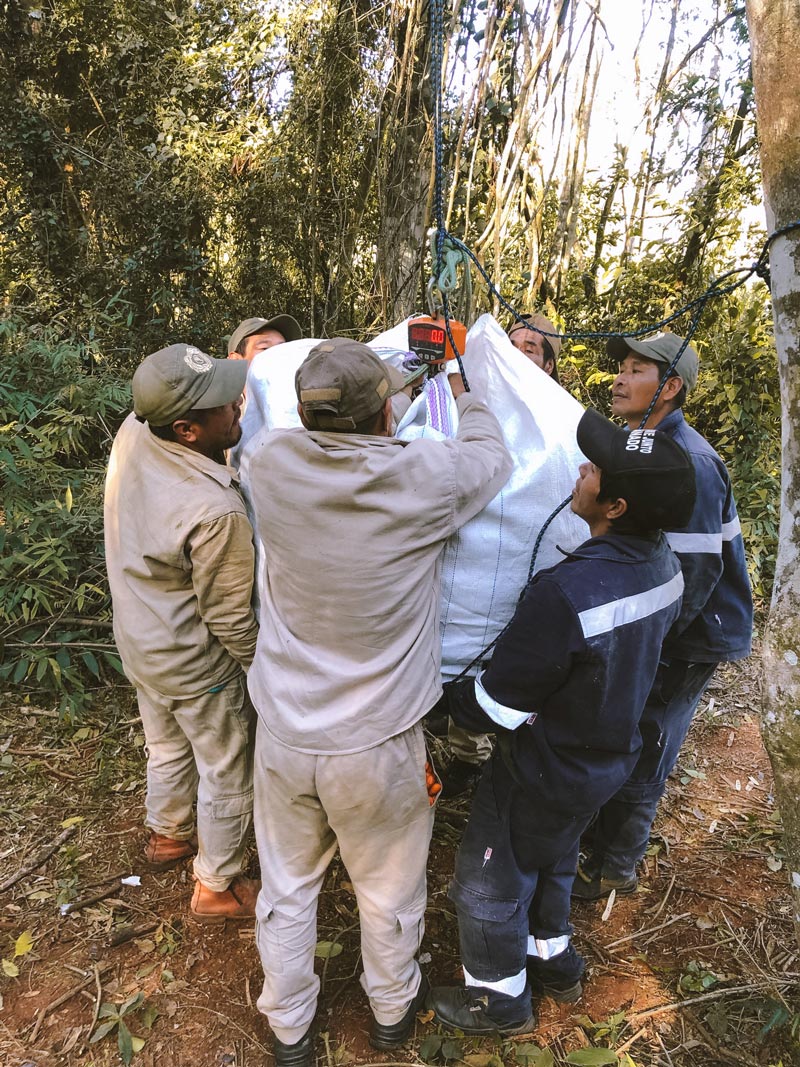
[190,875,260,924]
[144,832,196,871]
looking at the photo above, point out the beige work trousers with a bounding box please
[253,719,434,1044]
[136,672,255,891]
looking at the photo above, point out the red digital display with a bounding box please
[409,324,445,345]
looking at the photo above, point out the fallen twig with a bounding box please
[648,872,676,924]
[61,882,122,915]
[29,961,113,1042]
[89,963,103,1037]
[605,912,691,949]
[691,1014,763,1067]
[0,825,77,892]
[616,1025,648,1054]
[106,920,160,947]
[629,978,794,1022]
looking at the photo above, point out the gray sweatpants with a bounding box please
[136,672,255,891]
[253,719,434,1044]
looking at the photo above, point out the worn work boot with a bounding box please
[190,875,260,924]
[274,1027,315,1067]
[428,985,536,1036]
[571,859,637,902]
[527,943,586,1003]
[144,832,196,871]
[369,975,430,1050]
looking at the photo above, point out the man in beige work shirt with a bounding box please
[240,339,512,1067]
[104,344,260,923]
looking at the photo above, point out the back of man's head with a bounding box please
[577,408,696,533]
[295,338,404,434]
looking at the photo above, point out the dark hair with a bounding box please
[597,472,660,536]
[350,406,386,435]
[541,337,561,382]
[148,407,212,441]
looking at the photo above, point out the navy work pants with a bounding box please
[591,658,717,879]
[449,754,589,1016]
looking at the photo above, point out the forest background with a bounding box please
[0,0,779,717]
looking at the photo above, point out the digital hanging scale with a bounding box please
[407,315,467,364]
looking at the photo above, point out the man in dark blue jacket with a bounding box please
[573,333,753,901]
[428,409,696,1035]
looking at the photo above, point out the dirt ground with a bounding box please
[1,654,798,1067]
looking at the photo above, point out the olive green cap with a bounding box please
[133,344,248,427]
[606,331,699,392]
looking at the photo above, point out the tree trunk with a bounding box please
[745,0,800,950]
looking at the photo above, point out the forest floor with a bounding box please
[1,653,798,1067]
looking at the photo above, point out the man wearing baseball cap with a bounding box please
[507,312,562,381]
[227,313,302,363]
[104,344,260,922]
[241,337,512,1067]
[428,409,695,1034]
[572,331,753,902]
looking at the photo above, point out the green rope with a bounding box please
[426,231,473,324]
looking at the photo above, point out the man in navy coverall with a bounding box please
[572,333,753,901]
[428,408,696,1035]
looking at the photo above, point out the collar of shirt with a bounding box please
[653,408,685,434]
[152,434,239,487]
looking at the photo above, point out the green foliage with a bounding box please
[0,316,129,716]
[515,1044,555,1067]
[90,990,154,1064]
[575,1011,628,1048]
[419,1034,466,1063]
[691,292,780,599]
[678,959,723,994]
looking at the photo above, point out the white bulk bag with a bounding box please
[235,315,587,677]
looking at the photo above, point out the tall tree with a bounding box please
[745,0,800,950]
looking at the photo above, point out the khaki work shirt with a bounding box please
[104,414,258,698]
[242,393,512,754]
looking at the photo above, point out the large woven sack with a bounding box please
[235,314,587,676]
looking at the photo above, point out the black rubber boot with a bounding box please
[274,1028,314,1067]
[369,975,430,1050]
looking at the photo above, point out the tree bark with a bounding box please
[745,0,800,951]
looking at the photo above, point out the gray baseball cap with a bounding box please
[296,338,405,431]
[228,314,302,354]
[607,331,699,392]
[133,344,248,426]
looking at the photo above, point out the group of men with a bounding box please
[103,310,752,1064]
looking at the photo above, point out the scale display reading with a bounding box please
[408,321,448,362]
[410,325,445,344]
